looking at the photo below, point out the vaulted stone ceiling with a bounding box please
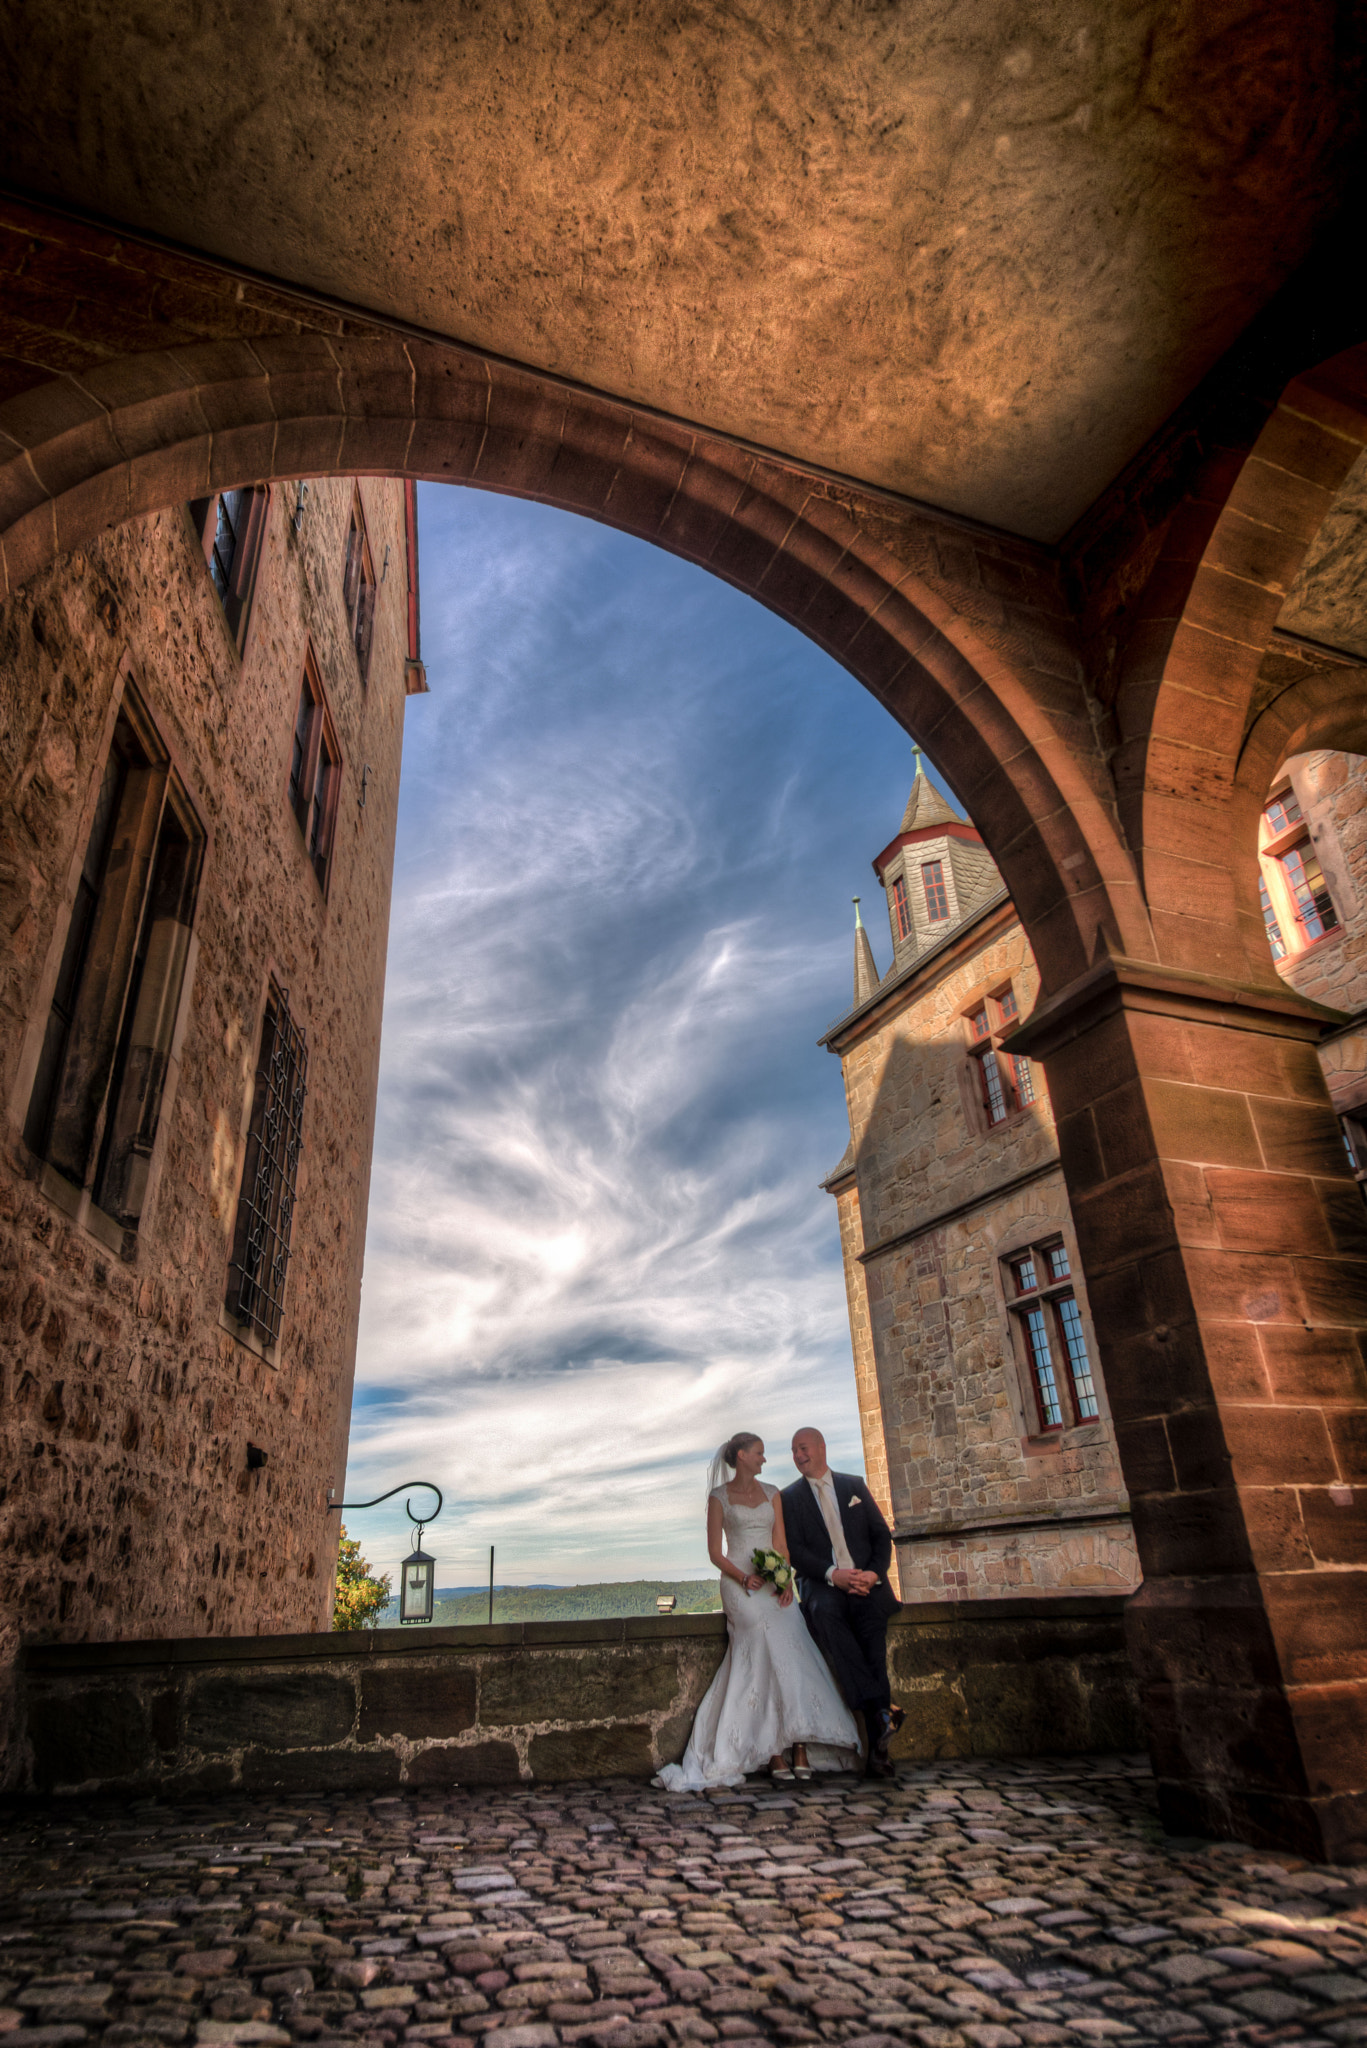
[0,0,1360,540]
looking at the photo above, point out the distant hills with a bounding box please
[377,1579,722,1628]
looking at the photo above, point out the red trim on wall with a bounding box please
[404,479,421,663]
[873,820,982,879]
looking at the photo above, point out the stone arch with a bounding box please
[1114,343,1367,990]
[1237,665,1367,808]
[0,332,1147,996]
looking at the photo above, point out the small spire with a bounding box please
[852,895,880,1004]
[898,749,962,834]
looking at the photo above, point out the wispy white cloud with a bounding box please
[343,487,927,1584]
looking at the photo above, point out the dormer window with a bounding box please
[890,873,912,941]
[922,859,950,923]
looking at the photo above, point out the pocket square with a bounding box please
[848,1494,862,1506]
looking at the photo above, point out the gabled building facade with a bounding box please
[823,760,1140,1602]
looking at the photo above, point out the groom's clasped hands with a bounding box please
[830,1564,880,1596]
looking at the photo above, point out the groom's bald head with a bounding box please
[791,1429,828,1478]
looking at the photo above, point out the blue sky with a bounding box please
[340,482,957,1589]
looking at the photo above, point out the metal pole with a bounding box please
[488,1545,494,1625]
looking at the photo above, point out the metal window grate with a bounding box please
[210,490,244,603]
[227,988,307,1345]
[1281,841,1339,941]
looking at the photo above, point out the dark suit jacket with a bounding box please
[780,1471,898,1619]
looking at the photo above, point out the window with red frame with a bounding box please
[1279,839,1339,942]
[1005,1240,1099,1433]
[891,873,912,941]
[1259,875,1287,961]
[288,654,342,893]
[978,1047,1010,1124]
[1264,787,1303,836]
[922,859,951,923]
[189,487,269,654]
[968,987,1035,1126]
[342,501,377,683]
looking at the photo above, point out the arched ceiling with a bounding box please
[0,0,1361,542]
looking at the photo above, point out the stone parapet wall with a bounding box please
[15,1598,1141,1798]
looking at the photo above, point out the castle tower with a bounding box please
[873,749,1003,973]
[820,746,1137,1609]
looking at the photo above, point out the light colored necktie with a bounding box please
[811,1474,854,1572]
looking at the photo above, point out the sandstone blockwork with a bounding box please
[0,474,416,1777]
[826,866,1138,1603]
[16,1605,1139,1798]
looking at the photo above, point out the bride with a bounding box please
[655,1432,861,1790]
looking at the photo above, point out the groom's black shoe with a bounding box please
[865,1708,897,1778]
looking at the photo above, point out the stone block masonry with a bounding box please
[0,476,412,1775]
[13,1603,1139,1797]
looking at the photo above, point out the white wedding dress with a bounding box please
[656,1483,861,1790]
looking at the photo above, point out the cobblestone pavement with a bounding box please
[3,1756,1366,2048]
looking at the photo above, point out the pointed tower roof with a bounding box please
[873,746,981,881]
[852,897,881,1005]
[898,746,962,834]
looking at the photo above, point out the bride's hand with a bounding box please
[778,1586,794,1607]
[743,1572,764,1592]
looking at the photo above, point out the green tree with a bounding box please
[332,1524,391,1631]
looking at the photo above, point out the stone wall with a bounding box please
[895,1515,1139,1604]
[826,1168,900,1594]
[14,1600,1141,1797]
[841,910,1056,1252]
[0,479,412,1776]
[832,904,1136,1597]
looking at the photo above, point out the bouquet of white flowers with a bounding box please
[751,1546,795,1595]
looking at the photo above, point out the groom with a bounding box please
[782,1427,902,1778]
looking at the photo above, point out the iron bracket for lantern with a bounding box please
[327,1481,443,1625]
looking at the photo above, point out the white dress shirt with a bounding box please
[807,1469,855,1584]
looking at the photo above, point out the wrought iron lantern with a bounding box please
[327,1479,443,1627]
[400,1532,436,1624]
